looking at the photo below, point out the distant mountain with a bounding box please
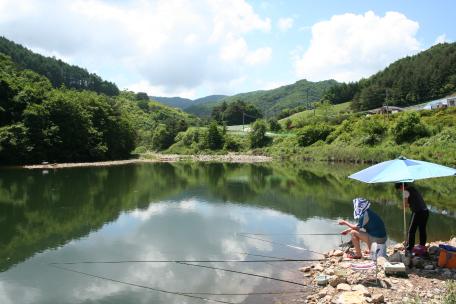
[0,36,119,96]
[185,79,338,117]
[193,95,227,105]
[150,96,192,109]
[150,94,227,109]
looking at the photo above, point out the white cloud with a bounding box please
[0,0,271,96]
[294,11,421,82]
[434,34,448,44]
[245,47,272,65]
[278,17,294,31]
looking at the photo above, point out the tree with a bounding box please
[249,119,268,148]
[152,124,174,150]
[268,118,281,132]
[204,121,224,150]
[392,112,430,144]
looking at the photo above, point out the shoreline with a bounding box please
[300,238,456,303]
[18,153,273,169]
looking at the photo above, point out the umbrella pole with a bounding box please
[402,182,407,245]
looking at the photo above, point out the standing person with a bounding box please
[395,183,429,254]
[339,198,387,259]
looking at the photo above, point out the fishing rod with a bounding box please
[49,257,323,266]
[49,264,236,304]
[177,262,308,287]
[238,234,327,257]
[238,232,341,236]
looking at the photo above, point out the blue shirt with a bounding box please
[357,209,387,238]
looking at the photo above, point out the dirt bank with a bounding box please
[21,153,272,169]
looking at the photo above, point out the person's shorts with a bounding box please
[368,235,387,244]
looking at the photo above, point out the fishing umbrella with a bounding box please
[348,156,456,242]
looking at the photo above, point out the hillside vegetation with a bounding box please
[185,79,337,117]
[324,42,456,111]
[0,36,119,96]
[0,54,197,165]
[150,94,227,109]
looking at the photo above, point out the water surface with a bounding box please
[1,162,455,304]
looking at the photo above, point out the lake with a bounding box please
[1,162,455,304]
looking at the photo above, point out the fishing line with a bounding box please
[238,234,327,257]
[238,232,341,236]
[177,262,308,287]
[49,257,323,266]
[49,264,236,304]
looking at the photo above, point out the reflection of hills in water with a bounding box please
[1,162,455,272]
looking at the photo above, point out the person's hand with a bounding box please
[340,229,349,235]
[338,220,346,225]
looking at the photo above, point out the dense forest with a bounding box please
[185,79,337,117]
[324,43,456,110]
[211,100,262,125]
[0,36,119,96]
[0,53,198,165]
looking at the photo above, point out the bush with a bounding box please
[443,280,456,304]
[359,116,388,146]
[249,119,268,148]
[297,123,334,147]
[268,118,281,132]
[393,112,430,144]
[223,135,242,151]
[204,121,224,150]
[152,124,174,150]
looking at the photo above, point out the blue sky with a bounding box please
[0,0,454,99]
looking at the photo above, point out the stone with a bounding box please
[336,283,352,291]
[314,264,324,272]
[351,284,370,296]
[394,243,404,251]
[329,275,347,287]
[318,289,327,298]
[371,293,384,303]
[332,250,344,257]
[300,266,312,272]
[424,264,434,270]
[332,291,366,304]
[388,251,402,263]
[325,269,335,276]
[376,256,387,267]
[412,256,424,268]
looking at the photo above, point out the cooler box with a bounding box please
[438,244,456,268]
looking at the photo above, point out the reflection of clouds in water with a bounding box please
[130,203,168,221]
[295,218,346,254]
[245,236,273,252]
[0,281,40,304]
[2,199,284,303]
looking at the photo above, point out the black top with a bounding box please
[407,186,428,213]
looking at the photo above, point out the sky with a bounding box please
[0,0,454,99]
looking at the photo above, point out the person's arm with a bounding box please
[338,219,360,234]
[403,190,410,208]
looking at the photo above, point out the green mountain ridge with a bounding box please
[0,36,119,96]
[150,94,227,109]
[185,79,338,117]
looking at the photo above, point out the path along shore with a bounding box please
[20,153,272,169]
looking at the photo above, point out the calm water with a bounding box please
[1,162,455,304]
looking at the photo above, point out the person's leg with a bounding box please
[407,212,418,251]
[417,210,429,246]
[351,230,369,257]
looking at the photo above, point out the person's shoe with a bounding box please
[405,249,413,257]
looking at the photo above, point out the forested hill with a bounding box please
[185,79,338,117]
[0,36,119,96]
[325,42,456,110]
[150,94,227,109]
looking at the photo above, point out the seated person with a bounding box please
[338,198,387,259]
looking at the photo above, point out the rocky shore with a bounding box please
[21,153,272,169]
[296,238,456,304]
